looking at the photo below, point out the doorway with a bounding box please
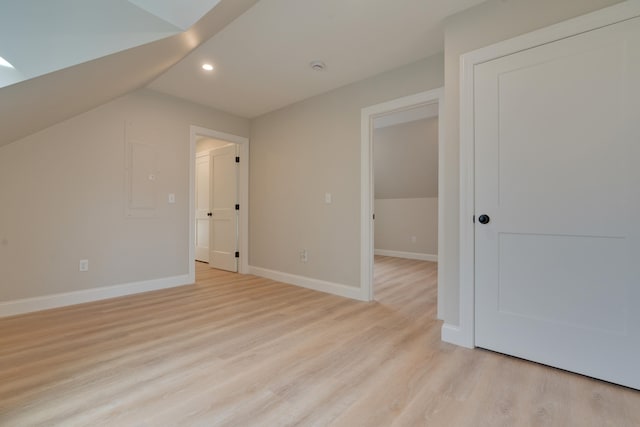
[361,88,444,314]
[188,126,249,282]
[371,105,439,302]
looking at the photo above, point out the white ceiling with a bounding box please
[0,0,221,88]
[128,0,221,30]
[0,0,485,146]
[0,0,258,147]
[148,0,486,118]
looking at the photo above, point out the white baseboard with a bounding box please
[248,266,368,302]
[374,249,438,262]
[441,323,474,349]
[0,274,192,318]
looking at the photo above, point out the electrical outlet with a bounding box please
[299,249,308,263]
[79,259,89,272]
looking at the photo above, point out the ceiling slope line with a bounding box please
[0,0,258,148]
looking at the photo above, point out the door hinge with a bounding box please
[235,156,240,163]
[373,213,375,220]
[473,215,475,223]
[235,204,240,210]
[235,251,239,258]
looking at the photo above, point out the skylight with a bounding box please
[0,57,15,69]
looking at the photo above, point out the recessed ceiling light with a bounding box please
[0,56,15,69]
[202,63,214,71]
[309,61,326,72]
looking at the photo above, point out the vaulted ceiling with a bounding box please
[0,0,207,88]
[148,0,485,118]
[0,0,257,147]
[0,0,485,147]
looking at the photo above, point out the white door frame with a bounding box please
[189,125,249,283]
[447,1,640,349]
[360,87,444,311]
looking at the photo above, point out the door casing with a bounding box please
[189,126,249,283]
[360,88,444,309]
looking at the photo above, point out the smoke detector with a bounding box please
[309,61,326,71]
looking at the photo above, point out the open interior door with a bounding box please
[209,144,239,272]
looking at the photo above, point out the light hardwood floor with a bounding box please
[1,256,639,426]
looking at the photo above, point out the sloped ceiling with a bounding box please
[0,0,257,147]
[148,0,486,118]
[0,0,488,147]
[128,0,223,30]
[0,0,188,88]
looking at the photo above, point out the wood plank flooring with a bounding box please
[1,256,639,426]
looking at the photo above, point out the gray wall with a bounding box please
[374,117,438,199]
[374,117,438,256]
[2,0,622,320]
[249,55,444,287]
[440,0,623,326]
[374,198,438,256]
[0,89,248,301]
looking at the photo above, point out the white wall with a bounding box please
[249,55,444,289]
[0,89,248,305]
[374,198,438,257]
[440,0,623,325]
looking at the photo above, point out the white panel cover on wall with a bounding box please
[126,140,158,217]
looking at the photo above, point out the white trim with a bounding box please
[0,275,191,318]
[249,266,368,301]
[189,126,249,280]
[441,323,472,348]
[453,1,640,349]
[374,249,438,262]
[457,51,477,348]
[361,88,444,314]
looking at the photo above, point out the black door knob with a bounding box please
[207,212,212,217]
[478,214,490,224]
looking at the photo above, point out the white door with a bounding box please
[474,16,640,389]
[209,144,239,272]
[194,153,210,262]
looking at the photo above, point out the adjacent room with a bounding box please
[1,0,639,425]
[372,103,440,307]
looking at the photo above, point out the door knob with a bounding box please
[207,212,212,217]
[478,214,490,224]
